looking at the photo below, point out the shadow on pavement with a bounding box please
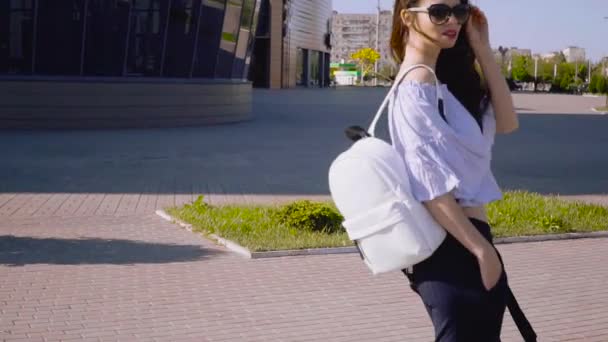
[0,235,223,266]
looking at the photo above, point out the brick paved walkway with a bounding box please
[1,202,608,341]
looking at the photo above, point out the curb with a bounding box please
[155,210,608,259]
[249,247,359,259]
[494,231,608,244]
[155,209,252,258]
[591,107,608,114]
[154,209,355,258]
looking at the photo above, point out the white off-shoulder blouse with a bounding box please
[388,80,502,207]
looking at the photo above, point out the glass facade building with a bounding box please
[0,0,261,80]
[0,0,332,128]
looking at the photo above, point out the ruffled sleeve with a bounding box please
[388,81,462,202]
[405,140,461,202]
[388,80,500,205]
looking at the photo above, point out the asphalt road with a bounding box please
[0,88,606,200]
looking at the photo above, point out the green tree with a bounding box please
[512,55,533,82]
[552,62,577,93]
[559,73,574,92]
[589,74,604,94]
[539,62,555,83]
[575,63,588,82]
[590,61,606,77]
[557,62,575,77]
[351,48,381,85]
[597,76,608,107]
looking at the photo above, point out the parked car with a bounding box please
[506,78,521,91]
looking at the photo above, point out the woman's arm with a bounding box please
[424,193,503,290]
[467,7,519,134]
[476,47,519,134]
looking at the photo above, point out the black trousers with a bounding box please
[404,218,508,342]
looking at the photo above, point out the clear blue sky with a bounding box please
[333,0,608,61]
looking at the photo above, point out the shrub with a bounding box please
[274,200,344,234]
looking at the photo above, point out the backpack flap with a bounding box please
[342,200,409,241]
[342,199,435,274]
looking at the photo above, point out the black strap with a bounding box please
[506,286,537,341]
[344,126,371,142]
[438,98,447,123]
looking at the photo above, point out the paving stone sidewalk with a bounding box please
[1,205,608,341]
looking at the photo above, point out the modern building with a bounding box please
[0,0,331,129]
[331,11,396,77]
[251,0,333,89]
[562,46,586,63]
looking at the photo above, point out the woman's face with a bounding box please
[403,0,469,49]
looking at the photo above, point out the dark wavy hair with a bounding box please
[390,0,489,128]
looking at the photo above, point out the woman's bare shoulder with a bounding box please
[402,67,436,85]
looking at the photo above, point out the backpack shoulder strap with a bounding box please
[368,64,446,137]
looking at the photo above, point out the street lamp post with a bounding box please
[553,63,557,80]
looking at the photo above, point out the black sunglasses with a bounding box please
[408,3,471,25]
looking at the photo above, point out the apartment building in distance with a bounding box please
[331,10,396,74]
[562,46,586,63]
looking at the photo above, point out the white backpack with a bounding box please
[328,64,447,275]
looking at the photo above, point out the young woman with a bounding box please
[387,0,524,340]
